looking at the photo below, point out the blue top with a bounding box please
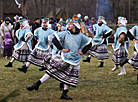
[92,24,112,45]
[48,31,61,56]
[14,27,33,51]
[129,25,138,52]
[112,26,129,53]
[34,27,55,50]
[54,31,92,65]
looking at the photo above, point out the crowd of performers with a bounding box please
[1,14,138,100]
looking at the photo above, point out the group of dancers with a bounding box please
[4,15,138,100]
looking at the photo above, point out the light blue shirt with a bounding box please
[54,31,92,65]
[14,27,33,51]
[34,27,55,50]
[92,24,112,45]
[129,25,138,52]
[112,26,129,53]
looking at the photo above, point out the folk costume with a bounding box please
[26,18,92,100]
[5,18,33,67]
[120,25,138,70]
[83,16,113,67]
[18,18,55,73]
[112,16,129,75]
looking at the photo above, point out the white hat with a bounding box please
[84,16,88,20]
[73,22,81,29]
[98,16,107,24]
[118,16,127,26]
[77,13,81,18]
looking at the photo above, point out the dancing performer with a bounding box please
[18,18,55,73]
[5,18,33,67]
[83,16,113,67]
[120,25,138,70]
[112,16,129,75]
[26,18,92,100]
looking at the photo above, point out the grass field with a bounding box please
[0,41,138,102]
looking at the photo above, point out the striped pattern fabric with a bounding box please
[87,44,109,60]
[45,54,80,87]
[112,44,128,65]
[12,50,30,62]
[129,51,138,69]
[27,48,52,67]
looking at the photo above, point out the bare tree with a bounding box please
[34,0,39,17]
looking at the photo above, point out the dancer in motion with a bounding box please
[18,18,55,73]
[83,16,113,67]
[5,18,33,68]
[112,16,129,75]
[26,18,92,100]
[120,25,138,70]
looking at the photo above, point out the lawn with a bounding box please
[0,41,138,102]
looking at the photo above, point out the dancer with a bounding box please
[120,25,138,70]
[18,18,55,73]
[83,16,113,67]
[112,16,129,75]
[26,18,92,100]
[5,18,33,67]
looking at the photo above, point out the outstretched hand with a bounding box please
[61,49,70,53]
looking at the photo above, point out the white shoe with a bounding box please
[112,65,119,71]
[118,70,126,75]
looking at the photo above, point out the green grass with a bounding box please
[0,41,138,102]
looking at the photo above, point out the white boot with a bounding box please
[112,65,119,71]
[118,69,126,75]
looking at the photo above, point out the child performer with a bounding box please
[5,18,33,67]
[120,25,138,70]
[18,18,56,73]
[26,18,92,100]
[3,32,13,59]
[112,16,129,75]
[83,16,113,67]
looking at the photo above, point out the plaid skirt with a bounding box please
[86,44,109,60]
[45,54,80,87]
[129,51,138,69]
[112,44,128,65]
[12,50,30,62]
[27,48,52,67]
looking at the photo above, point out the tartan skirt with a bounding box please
[112,44,128,65]
[129,51,138,69]
[86,44,109,60]
[45,54,80,87]
[27,48,52,67]
[12,50,30,62]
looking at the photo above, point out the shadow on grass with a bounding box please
[0,89,20,102]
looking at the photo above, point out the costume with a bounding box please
[27,27,55,66]
[83,16,112,67]
[112,16,129,75]
[18,18,55,73]
[120,25,138,69]
[5,18,33,67]
[26,18,92,100]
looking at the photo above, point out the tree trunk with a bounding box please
[34,0,39,17]
[0,0,3,20]
[66,0,69,19]
[40,0,43,16]
[53,0,56,20]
